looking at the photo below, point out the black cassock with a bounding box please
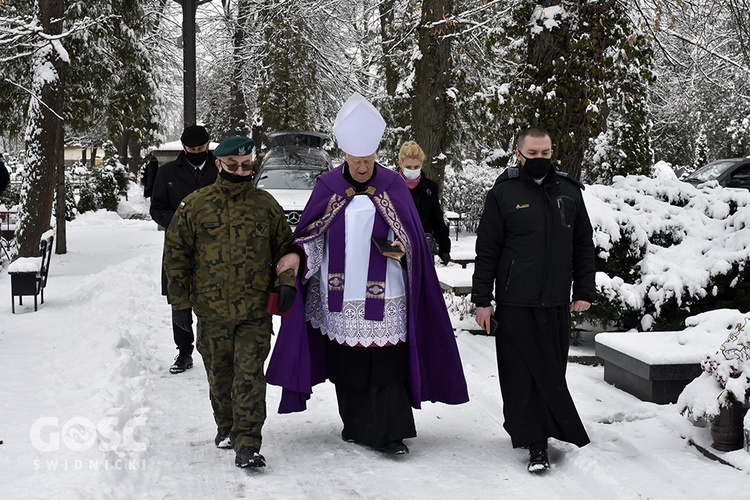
[325,338,416,448]
[495,304,590,448]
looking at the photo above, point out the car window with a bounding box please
[256,169,322,189]
[686,160,738,182]
[728,166,750,188]
[262,150,329,169]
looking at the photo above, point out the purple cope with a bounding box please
[265,163,470,413]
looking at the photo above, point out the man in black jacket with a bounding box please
[142,154,159,198]
[0,154,10,196]
[150,125,218,374]
[471,127,595,473]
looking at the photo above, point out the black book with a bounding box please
[371,236,404,256]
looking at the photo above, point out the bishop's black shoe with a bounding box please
[379,440,409,455]
[528,447,550,473]
[235,447,266,468]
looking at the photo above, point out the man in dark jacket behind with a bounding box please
[142,154,159,198]
[150,125,218,374]
[471,127,595,473]
[0,154,10,196]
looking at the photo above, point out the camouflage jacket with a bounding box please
[164,175,295,321]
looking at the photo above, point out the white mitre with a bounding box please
[332,92,386,156]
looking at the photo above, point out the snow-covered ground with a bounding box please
[1,186,749,499]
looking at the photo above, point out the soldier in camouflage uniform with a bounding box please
[163,136,297,469]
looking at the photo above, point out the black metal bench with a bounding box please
[9,231,54,313]
[445,212,463,241]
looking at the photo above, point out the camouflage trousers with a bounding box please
[196,316,272,452]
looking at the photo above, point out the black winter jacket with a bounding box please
[150,151,218,296]
[0,160,9,196]
[407,175,451,254]
[471,167,595,308]
[150,151,218,230]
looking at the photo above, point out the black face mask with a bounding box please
[185,151,208,166]
[519,153,552,179]
[219,169,254,183]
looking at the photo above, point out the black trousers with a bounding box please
[326,338,416,448]
[163,267,194,356]
[495,305,589,448]
[173,321,194,355]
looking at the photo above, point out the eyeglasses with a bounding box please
[219,159,254,172]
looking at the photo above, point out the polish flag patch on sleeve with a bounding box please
[179,201,186,209]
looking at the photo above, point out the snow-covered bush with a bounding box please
[0,179,20,207]
[678,315,750,421]
[443,160,500,232]
[76,143,131,214]
[588,165,750,330]
[60,169,78,221]
[440,159,750,332]
[77,163,119,213]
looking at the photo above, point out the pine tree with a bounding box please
[495,0,653,181]
[581,1,655,184]
[448,0,514,169]
[257,15,318,139]
[106,0,165,172]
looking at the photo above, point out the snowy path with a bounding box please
[1,211,749,499]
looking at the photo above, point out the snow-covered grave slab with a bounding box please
[595,329,726,404]
[449,249,475,268]
[436,264,473,296]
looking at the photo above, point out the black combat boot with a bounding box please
[235,447,266,468]
[215,427,232,449]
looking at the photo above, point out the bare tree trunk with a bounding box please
[412,0,454,197]
[55,128,67,254]
[228,0,252,135]
[128,134,141,175]
[17,0,66,257]
[116,131,129,166]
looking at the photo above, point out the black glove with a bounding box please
[439,252,451,265]
[275,285,296,313]
[172,308,193,332]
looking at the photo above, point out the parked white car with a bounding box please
[254,131,332,227]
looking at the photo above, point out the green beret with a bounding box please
[214,136,255,157]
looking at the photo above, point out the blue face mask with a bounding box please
[519,152,551,179]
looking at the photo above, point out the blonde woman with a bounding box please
[397,141,451,264]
